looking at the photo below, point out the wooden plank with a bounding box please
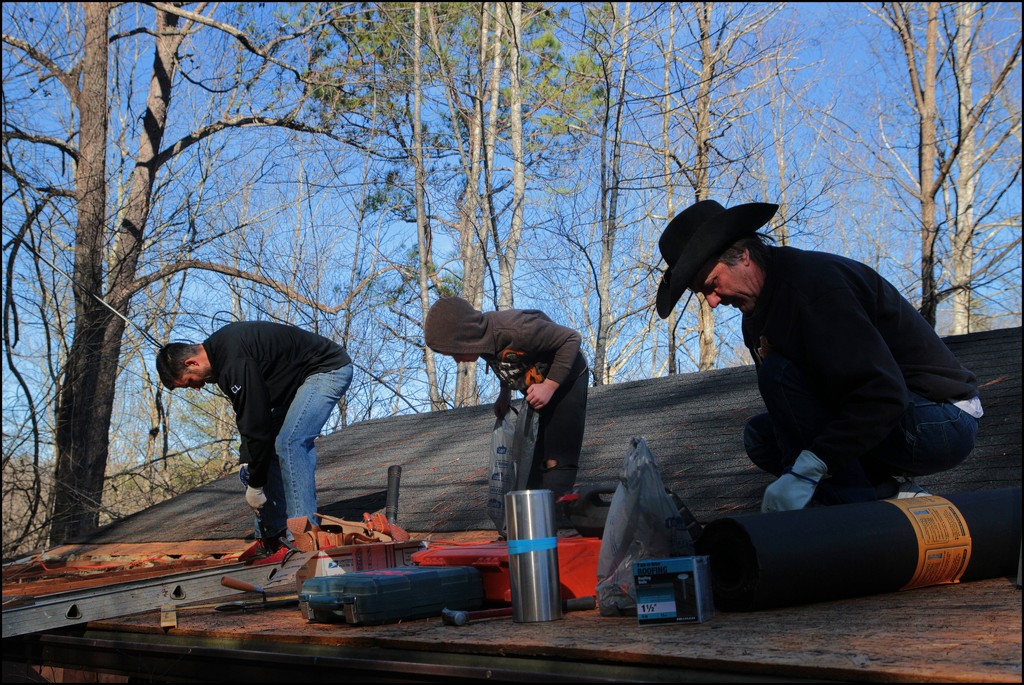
[3,559,240,597]
[20,540,252,563]
[90,576,1021,683]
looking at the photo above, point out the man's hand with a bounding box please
[525,378,558,410]
[245,485,267,510]
[761,450,828,513]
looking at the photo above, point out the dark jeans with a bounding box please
[529,356,589,499]
[744,353,978,505]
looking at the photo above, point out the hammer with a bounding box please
[441,606,513,626]
[220,575,267,603]
[441,595,596,626]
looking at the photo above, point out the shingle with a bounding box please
[77,327,1021,543]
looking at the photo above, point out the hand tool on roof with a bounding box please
[215,596,299,612]
[216,576,301,612]
[386,464,402,525]
[161,592,299,615]
[440,595,595,626]
[220,575,267,602]
[440,606,513,625]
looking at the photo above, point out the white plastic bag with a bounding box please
[595,437,695,616]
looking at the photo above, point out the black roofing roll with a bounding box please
[695,487,1021,611]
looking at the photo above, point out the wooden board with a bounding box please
[89,576,1022,683]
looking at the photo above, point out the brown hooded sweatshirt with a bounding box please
[424,297,584,386]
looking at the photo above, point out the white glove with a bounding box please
[245,485,267,510]
[761,450,828,513]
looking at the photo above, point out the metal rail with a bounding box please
[2,561,287,638]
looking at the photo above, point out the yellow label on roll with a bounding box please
[886,495,972,590]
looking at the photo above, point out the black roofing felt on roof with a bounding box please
[79,327,1021,544]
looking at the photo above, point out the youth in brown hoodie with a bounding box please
[424,297,589,499]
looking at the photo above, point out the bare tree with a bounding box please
[945,2,1022,333]
[3,3,363,544]
[591,2,632,386]
[873,1,1021,328]
[664,2,782,371]
[411,4,442,410]
[498,1,526,312]
[425,5,492,407]
[660,4,683,375]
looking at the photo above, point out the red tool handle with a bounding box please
[221,576,264,594]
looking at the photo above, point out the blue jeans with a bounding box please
[744,353,978,505]
[254,364,353,537]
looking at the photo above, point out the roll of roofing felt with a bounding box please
[695,487,1021,611]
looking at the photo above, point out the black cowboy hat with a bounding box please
[655,200,778,319]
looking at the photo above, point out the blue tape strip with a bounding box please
[508,537,557,555]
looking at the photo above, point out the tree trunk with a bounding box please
[427,6,487,407]
[501,1,526,312]
[662,4,678,375]
[482,3,504,308]
[695,2,718,371]
[890,1,940,326]
[594,2,631,386]
[454,7,490,408]
[951,2,977,334]
[49,2,113,544]
[50,5,183,544]
[412,5,442,410]
[917,2,940,327]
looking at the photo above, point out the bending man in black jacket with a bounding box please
[157,321,353,550]
[655,200,982,511]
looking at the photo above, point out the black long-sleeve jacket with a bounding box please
[204,321,351,487]
[741,246,978,472]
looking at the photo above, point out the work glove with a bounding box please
[245,485,267,511]
[761,450,828,513]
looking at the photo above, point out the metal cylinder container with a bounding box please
[505,489,562,622]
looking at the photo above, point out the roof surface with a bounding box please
[78,326,1021,544]
[9,327,1020,685]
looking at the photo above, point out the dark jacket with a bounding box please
[424,297,586,387]
[204,321,351,487]
[742,246,978,471]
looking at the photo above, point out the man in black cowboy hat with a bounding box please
[656,200,982,511]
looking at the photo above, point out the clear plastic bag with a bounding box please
[595,437,695,616]
[486,410,517,536]
[487,399,539,536]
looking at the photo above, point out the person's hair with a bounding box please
[719,233,773,271]
[156,342,201,389]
